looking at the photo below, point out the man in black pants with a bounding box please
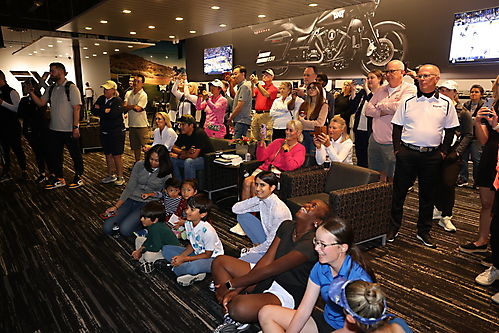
[388,64,459,248]
[0,70,27,182]
[30,62,84,189]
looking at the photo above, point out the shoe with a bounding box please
[177,272,206,286]
[386,229,399,243]
[101,174,117,184]
[21,171,29,182]
[459,242,487,253]
[35,174,47,183]
[240,247,251,257]
[457,179,469,187]
[432,206,442,220]
[230,223,246,236]
[139,262,154,274]
[0,172,11,182]
[45,178,66,190]
[475,266,499,286]
[481,253,493,267]
[114,177,125,186]
[153,259,171,271]
[438,216,456,233]
[492,292,499,305]
[209,280,216,292]
[416,233,437,249]
[68,175,84,189]
[213,313,250,333]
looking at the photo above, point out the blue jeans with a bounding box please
[171,156,205,181]
[162,245,214,276]
[234,122,250,140]
[102,199,146,236]
[302,130,315,154]
[459,139,483,183]
[237,213,267,244]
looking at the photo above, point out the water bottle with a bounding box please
[112,223,120,238]
[245,152,251,161]
[324,155,331,170]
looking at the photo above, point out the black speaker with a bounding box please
[0,28,4,48]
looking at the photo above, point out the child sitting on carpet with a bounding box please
[142,177,182,221]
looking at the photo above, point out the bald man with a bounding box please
[388,64,459,248]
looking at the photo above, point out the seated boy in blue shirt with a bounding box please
[132,201,180,273]
[162,194,224,286]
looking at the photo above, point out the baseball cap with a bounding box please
[440,80,458,91]
[262,69,275,77]
[209,79,224,88]
[101,80,117,89]
[177,114,196,125]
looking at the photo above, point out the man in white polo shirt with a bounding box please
[124,74,148,164]
[388,64,459,248]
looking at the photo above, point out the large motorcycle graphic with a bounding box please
[254,0,407,76]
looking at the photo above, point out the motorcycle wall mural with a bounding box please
[252,0,407,77]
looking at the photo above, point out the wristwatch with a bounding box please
[226,280,236,291]
[492,124,499,131]
[72,125,79,129]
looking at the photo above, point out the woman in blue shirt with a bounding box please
[258,217,376,333]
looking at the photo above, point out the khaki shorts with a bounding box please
[129,127,149,150]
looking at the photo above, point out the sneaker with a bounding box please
[492,292,499,305]
[21,171,29,182]
[133,229,148,237]
[459,242,487,253]
[240,247,251,257]
[213,313,250,333]
[481,253,493,267]
[230,223,246,236]
[438,216,456,233]
[45,178,66,190]
[101,174,117,184]
[114,177,125,186]
[177,272,206,286]
[209,280,216,292]
[0,172,11,182]
[153,259,171,271]
[432,206,442,220]
[475,266,499,286]
[35,174,47,183]
[139,262,154,274]
[416,233,437,249]
[386,229,399,243]
[456,179,469,187]
[68,175,84,189]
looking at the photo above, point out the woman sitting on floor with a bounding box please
[211,199,332,333]
[102,145,172,237]
[313,115,353,165]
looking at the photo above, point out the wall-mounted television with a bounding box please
[449,6,499,65]
[203,44,233,75]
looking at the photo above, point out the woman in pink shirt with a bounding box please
[196,79,228,138]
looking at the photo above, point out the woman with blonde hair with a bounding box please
[298,82,328,154]
[313,115,353,165]
[142,111,177,152]
[270,82,304,139]
[335,80,353,134]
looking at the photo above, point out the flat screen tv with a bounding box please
[204,44,233,75]
[449,6,499,65]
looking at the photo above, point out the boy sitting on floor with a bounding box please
[131,201,180,273]
[142,177,182,221]
[162,194,224,286]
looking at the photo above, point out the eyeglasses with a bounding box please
[383,69,403,74]
[312,237,341,250]
[417,74,437,80]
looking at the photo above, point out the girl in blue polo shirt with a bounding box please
[258,217,376,333]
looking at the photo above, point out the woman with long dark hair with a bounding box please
[297,82,328,154]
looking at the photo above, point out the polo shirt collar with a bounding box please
[237,80,246,88]
[417,88,439,100]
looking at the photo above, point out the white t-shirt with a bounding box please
[270,96,304,129]
[152,127,177,151]
[185,220,224,257]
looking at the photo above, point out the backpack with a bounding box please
[48,81,75,103]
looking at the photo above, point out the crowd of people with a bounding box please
[1,59,499,332]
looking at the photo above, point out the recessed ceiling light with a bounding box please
[211,6,220,10]
[189,30,196,34]
[29,53,33,56]
[94,43,100,46]
[175,17,183,21]
[123,9,131,14]
[85,56,89,58]
[165,55,169,58]
[219,24,227,27]
[128,45,133,48]
[58,55,63,57]
[103,51,108,54]
[258,14,266,18]
[57,40,62,43]
[48,44,53,47]
[40,48,45,51]
[309,3,318,6]
[130,31,136,35]
[150,55,153,58]
[85,26,92,30]
[169,35,175,38]
[93,54,97,57]
[33,51,37,53]
[148,25,155,29]
[114,48,120,52]
[83,46,88,50]
[65,53,69,55]
[100,20,108,24]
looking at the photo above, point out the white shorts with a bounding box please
[263,281,295,309]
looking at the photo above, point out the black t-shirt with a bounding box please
[175,127,215,157]
[253,220,318,308]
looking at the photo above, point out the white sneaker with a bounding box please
[230,223,246,236]
[438,216,456,233]
[101,174,117,184]
[475,266,499,286]
[432,206,442,219]
[177,272,206,286]
[492,291,499,305]
[114,177,125,186]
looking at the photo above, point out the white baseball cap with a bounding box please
[440,80,458,91]
[262,69,275,77]
[209,79,224,87]
[101,80,117,89]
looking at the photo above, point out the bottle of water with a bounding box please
[324,155,331,170]
[245,152,251,161]
[112,223,120,238]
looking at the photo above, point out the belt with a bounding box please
[255,110,270,114]
[402,141,438,153]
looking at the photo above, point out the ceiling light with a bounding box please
[175,17,183,21]
[29,53,33,56]
[189,30,196,34]
[169,35,175,38]
[130,31,136,35]
[100,20,108,24]
[148,25,155,29]
[94,43,100,46]
[103,51,108,54]
[57,40,62,43]
[85,26,92,30]
[48,44,53,47]
[165,56,169,58]
[128,45,133,48]
[85,56,89,58]
[122,9,131,13]
[83,46,88,50]
[58,55,63,57]
[219,24,227,27]
[258,14,266,18]
[114,48,120,52]
[93,54,97,57]
[65,53,69,55]
[211,6,220,10]
[40,48,45,51]
[33,51,37,53]
[309,3,318,6]
[150,56,153,58]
